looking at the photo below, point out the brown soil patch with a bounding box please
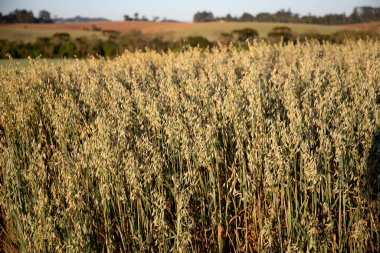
[341,21,380,33]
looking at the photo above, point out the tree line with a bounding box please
[2,6,379,25]
[194,6,380,24]
[0,9,53,24]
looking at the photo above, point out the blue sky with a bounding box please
[0,0,379,21]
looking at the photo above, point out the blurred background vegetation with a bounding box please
[1,27,379,59]
[0,6,379,59]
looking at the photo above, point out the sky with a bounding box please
[0,0,379,21]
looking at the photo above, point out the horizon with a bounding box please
[1,0,379,22]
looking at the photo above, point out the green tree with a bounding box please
[11,9,34,23]
[58,40,79,58]
[239,13,255,22]
[193,11,214,22]
[35,37,53,57]
[39,10,52,23]
[124,15,132,21]
[101,41,118,57]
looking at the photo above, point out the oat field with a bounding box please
[0,41,379,252]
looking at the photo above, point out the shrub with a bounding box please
[232,28,259,41]
[268,26,293,42]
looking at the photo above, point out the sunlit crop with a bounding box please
[0,40,379,252]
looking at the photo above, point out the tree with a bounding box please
[225,14,235,22]
[39,10,52,23]
[9,9,34,23]
[239,13,254,22]
[255,12,271,22]
[58,40,79,58]
[101,41,118,57]
[350,6,380,22]
[124,15,132,21]
[134,13,139,21]
[193,11,214,22]
[273,9,294,22]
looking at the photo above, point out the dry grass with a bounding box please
[0,40,379,252]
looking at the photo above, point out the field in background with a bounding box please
[342,21,380,33]
[0,20,372,42]
[157,21,350,40]
[0,41,379,252]
[0,26,105,43]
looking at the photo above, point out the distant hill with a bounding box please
[53,16,109,23]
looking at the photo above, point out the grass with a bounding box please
[0,40,379,252]
[0,27,105,43]
[160,22,349,41]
